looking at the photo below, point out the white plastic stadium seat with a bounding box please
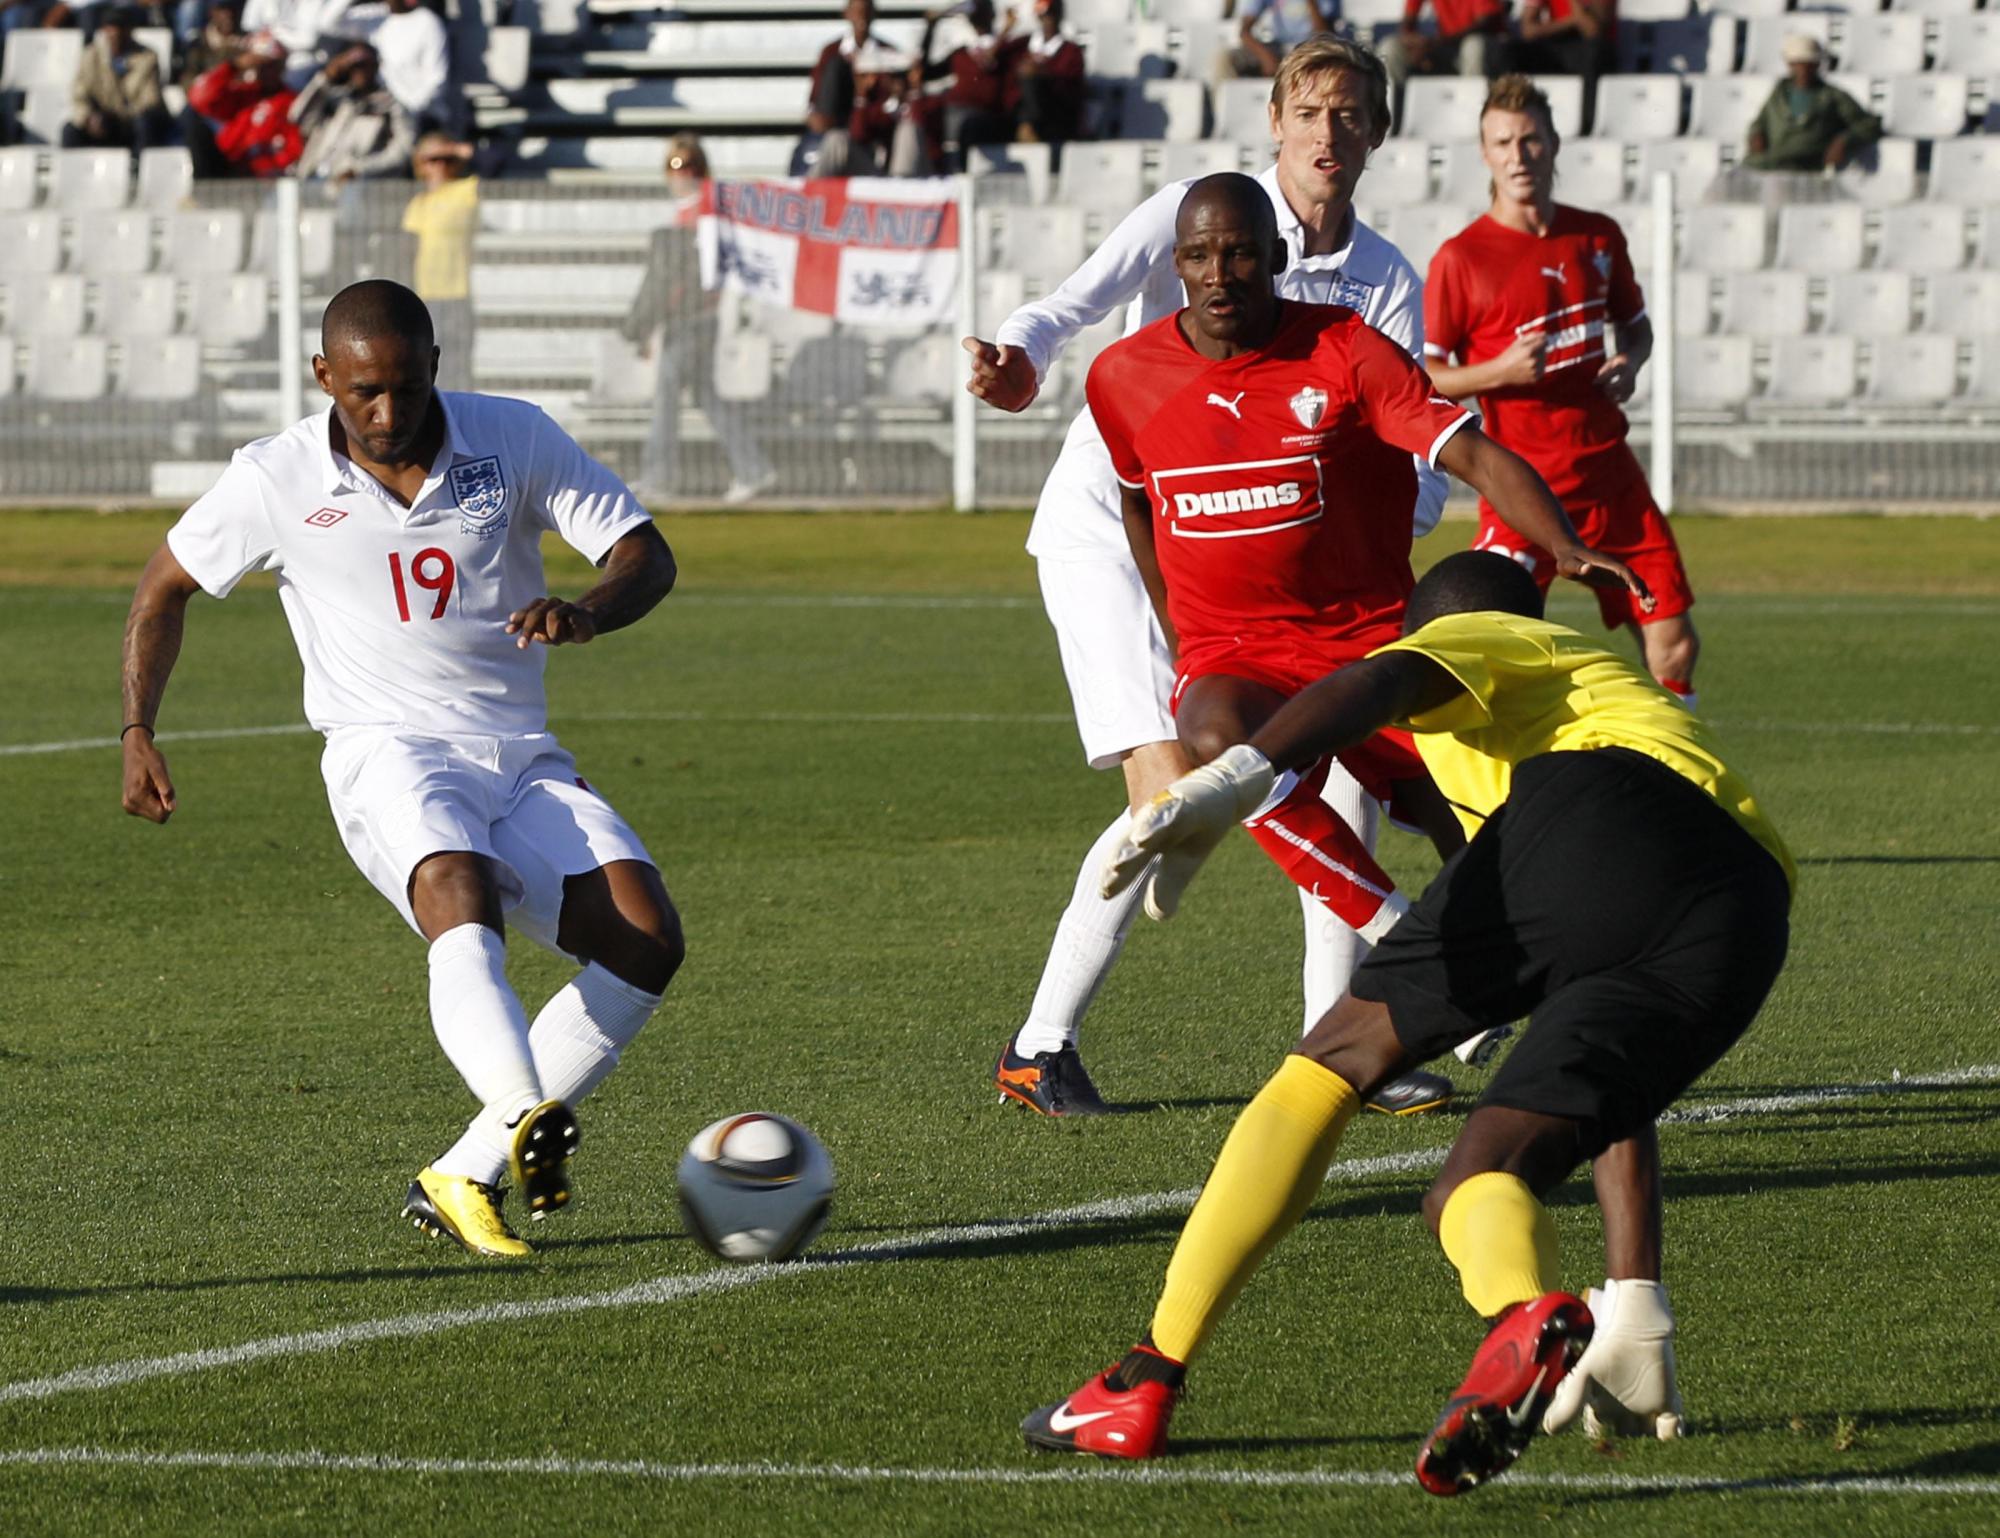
[974,270,1025,336]
[192,273,273,345]
[95,273,180,337]
[1927,139,2000,207]
[1120,79,1205,142]
[1435,141,1492,206]
[1,273,84,336]
[1762,335,1858,409]
[1976,214,2000,273]
[133,26,172,84]
[1863,335,1958,405]
[1535,75,1584,140]
[1683,204,1767,274]
[1675,336,1755,412]
[51,147,129,212]
[1837,13,1927,78]
[1557,138,1627,207]
[1924,272,2000,337]
[135,147,194,211]
[1390,204,1480,279]
[0,337,13,398]
[1617,0,1691,21]
[1773,204,1866,275]
[1965,339,2000,406]
[1687,76,1771,147]
[1066,0,1132,27]
[884,332,960,406]
[1167,21,1233,85]
[1400,77,1487,141]
[1875,204,1967,273]
[1837,138,1918,209]
[1937,14,2000,78]
[1362,140,1431,208]
[1139,0,1217,23]
[1741,14,1830,78]
[1881,75,1967,140]
[1825,272,1916,336]
[1715,271,1809,339]
[1211,77,1271,147]
[0,146,39,211]
[1087,22,1171,82]
[1059,141,1146,210]
[1603,201,1655,266]
[482,26,532,92]
[0,212,62,275]
[1889,0,1978,18]
[1633,139,1721,206]
[1155,140,1243,187]
[583,331,653,408]
[119,334,203,402]
[16,85,69,146]
[0,27,82,90]
[1589,76,1680,142]
[26,334,106,399]
[715,333,774,402]
[1673,271,1714,338]
[1705,0,1788,18]
[167,209,246,275]
[73,211,156,277]
[983,205,1088,287]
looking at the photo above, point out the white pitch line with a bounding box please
[3,1068,1995,1410]
[2,1446,1996,1500]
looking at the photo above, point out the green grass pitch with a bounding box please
[1,510,1996,1536]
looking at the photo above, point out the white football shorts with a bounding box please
[321,727,655,953]
[1037,555,1178,770]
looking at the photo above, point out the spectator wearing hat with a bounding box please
[64,6,174,151]
[184,30,301,176]
[1223,0,1334,80]
[1001,0,1085,144]
[1744,34,1880,172]
[402,132,478,387]
[290,41,417,181]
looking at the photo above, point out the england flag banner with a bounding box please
[696,178,961,327]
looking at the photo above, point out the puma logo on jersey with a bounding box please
[1205,391,1246,419]
[1540,263,1567,283]
[1172,481,1305,518]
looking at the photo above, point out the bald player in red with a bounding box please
[1425,73,1700,707]
[1085,171,1647,940]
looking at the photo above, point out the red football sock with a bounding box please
[1242,758,1404,941]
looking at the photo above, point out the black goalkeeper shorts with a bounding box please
[1350,748,1791,1157]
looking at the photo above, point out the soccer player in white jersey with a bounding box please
[119,281,683,1260]
[963,36,1465,1116]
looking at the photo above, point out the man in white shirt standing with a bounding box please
[120,280,683,1260]
[963,36,1470,1117]
[353,0,452,127]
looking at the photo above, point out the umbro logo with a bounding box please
[304,508,348,528]
[1540,263,1567,283]
[1205,391,1245,420]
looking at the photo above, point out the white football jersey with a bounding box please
[168,391,651,737]
[995,163,1445,561]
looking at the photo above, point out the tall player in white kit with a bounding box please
[119,281,683,1260]
[964,37,1465,1116]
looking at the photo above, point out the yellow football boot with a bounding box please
[509,1099,581,1222]
[403,1166,533,1258]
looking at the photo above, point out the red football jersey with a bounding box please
[1425,205,1648,504]
[1087,301,1473,658]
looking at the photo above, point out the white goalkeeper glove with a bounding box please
[1100,745,1276,921]
[1542,1278,1687,1440]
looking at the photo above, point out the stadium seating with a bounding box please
[167,211,247,277]
[26,334,106,399]
[1716,270,1810,339]
[136,148,195,213]
[1120,79,1205,141]
[76,212,158,277]
[1926,271,2000,335]
[51,148,130,212]
[1876,204,1969,273]
[0,146,37,211]
[1676,336,1756,411]
[1826,271,1917,336]
[1862,334,1958,406]
[1591,75,1683,142]
[1363,140,1432,207]
[1559,138,1629,206]
[1684,204,1768,273]
[1633,137,1721,202]
[1773,204,1866,275]
[1762,335,1859,410]
[97,273,181,337]
[0,213,62,276]
[120,335,204,402]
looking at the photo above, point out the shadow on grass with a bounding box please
[1890,1438,2000,1477]
[1173,1430,1412,1455]
[1795,855,2000,866]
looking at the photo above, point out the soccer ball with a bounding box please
[676,1113,835,1263]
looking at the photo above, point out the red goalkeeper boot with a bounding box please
[1022,1345,1183,1459]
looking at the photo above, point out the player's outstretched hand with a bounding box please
[121,730,177,823]
[507,598,599,649]
[1542,1279,1687,1441]
[961,337,1039,413]
[1552,543,1654,614]
[1102,744,1276,920]
[1593,352,1637,404]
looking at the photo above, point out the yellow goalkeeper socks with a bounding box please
[1149,1054,1360,1363]
[1437,1171,1559,1318]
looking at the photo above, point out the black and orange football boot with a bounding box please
[995,1042,1110,1117]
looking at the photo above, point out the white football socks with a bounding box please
[1299,764,1380,1032]
[1013,809,1151,1058]
[427,922,541,1185]
[529,961,663,1107]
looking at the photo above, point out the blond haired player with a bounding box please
[1425,73,1702,706]
[964,37,1468,1118]
[120,281,683,1259]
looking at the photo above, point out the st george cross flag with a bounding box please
[696,178,961,327]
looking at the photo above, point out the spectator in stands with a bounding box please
[402,131,477,388]
[1001,0,1084,146]
[1,0,60,42]
[623,135,777,506]
[1743,34,1880,174]
[908,0,1012,170]
[184,31,301,175]
[179,0,245,86]
[365,0,454,132]
[1507,0,1612,124]
[1382,0,1508,89]
[804,0,906,177]
[1223,0,1334,81]
[64,6,174,151]
[291,40,416,179]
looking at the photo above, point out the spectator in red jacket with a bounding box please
[1383,0,1510,88]
[804,0,909,176]
[1002,0,1085,147]
[909,0,1012,168]
[184,31,301,177]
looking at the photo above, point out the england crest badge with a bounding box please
[1331,273,1375,313]
[1289,386,1328,430]
[450,456,509,538]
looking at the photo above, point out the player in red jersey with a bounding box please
[1086,173,1647,938]
[1425,73,1701,707]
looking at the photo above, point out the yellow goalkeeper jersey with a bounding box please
[1372,610,1796,893]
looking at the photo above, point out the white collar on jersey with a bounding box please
[315,391,473,500]
[1257,162,1375,272]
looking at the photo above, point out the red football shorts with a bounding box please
[1170,632,1425,806]
[1473,484,1695,631]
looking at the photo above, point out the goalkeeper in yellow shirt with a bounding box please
[1022,550,1794,1495]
